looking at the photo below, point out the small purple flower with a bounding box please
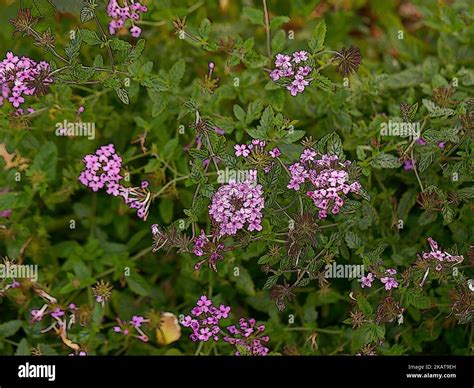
[234,144,250,157]
[361,273,374,288]
[292,50,309,64]
[269,147,281,158]
[380,276,399,290]
[403,159,415,171]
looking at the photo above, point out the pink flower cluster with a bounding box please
[78,144,151,220]
[0,52,52,113]
[181,296,230,342]
[78,144,123,193]
[182,296,271,356]
[209,177,264,236]
[270,51,312,96]
[107,0,148,38]
[287,152,361,218]
[422,237,464,271]
[361,269,399,290]
[234,139,281,159]
[192,230,226,271]
[224,318,270,356]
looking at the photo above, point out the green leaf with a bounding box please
[263,275,279,290]
[345,231,363,249]
[442,206,454,225]
[0,320,22,337]
[457,187,474,200]
[418,151,435,172]
[313,74,335,92]
[233,104,246,122]
[325,132,344,158]
[422,99,455,117]
[357,295,373,317]
[270,16,290,29]
[308,21,326,53]
[169,59,186,85]
[232,267,256,296]
[28,142,58,182]
[80,5,95,23]
[152,97,168,117]
[80,29,101,45]
[127,273,151,296]
[370,153,402,169]
[199,18,211,38]
[114,87,129,105]
[15,338,30,356]
[405,290,430,309]
[271,30,286,53]
[243,7,264,26]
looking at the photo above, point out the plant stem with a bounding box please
[262,0,271,58]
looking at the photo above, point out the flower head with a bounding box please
[224,318,270,356]
[209,177,264,236]
[181,295,231,343]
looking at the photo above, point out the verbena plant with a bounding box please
[0,0,472,356]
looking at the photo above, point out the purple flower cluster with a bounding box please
[0,52,52,113]
[209,178,264,236]
[181,296,230,342]
[78,144,123,193]
[78,145,151,220]
[287,152,361,218]
[181,296,271,356]
[361,269,399,290]
[270,51,312,96]
[107,0,148,38]
[422,238,464,271]
[224,318,270,356]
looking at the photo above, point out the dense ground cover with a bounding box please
[0,0,472,356]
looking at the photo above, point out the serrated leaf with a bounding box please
[271,30,286,53]
[308,21,326,53]
[263,275,279,290]
[357,295,373,317]
[418,151,435,172]
[169,59,186,85]
[0,320,22,337]
[312,74,334,92]
[80,29,101,45]
[127,273,151,296]
[405,290,430,309]
[345,231,363,249]
[199,18,211,38]
[370,153,401,169]
[80,6,95,23]
[243,7,264,26]
[114,87,129,105]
